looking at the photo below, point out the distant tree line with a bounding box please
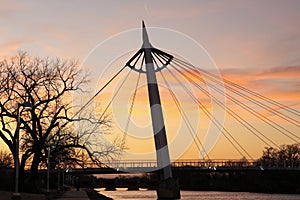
[257,143,300,167]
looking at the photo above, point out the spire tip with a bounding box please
[141,20,151,48]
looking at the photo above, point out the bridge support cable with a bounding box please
[174,57,300,118]
[74,65,128,119]
[77,68,134,158]
[190,71,299,127]
[175,63,300,143]
[57,65,129,160]
[174,58,300,124]
[159,70,211,161]
[97,69,134,122]
[157,53,254,158]
[193,72,299,142]
[67,64,130,162]
[119,72,142,154]
[156,54,288,148]
[153,52,217,160]
[165,66,254,160]
[74,67,133,161]
[221,82,300,127]
[171,65,280,148]
[172,59,300,143]
[173,59,300,127]
[153,52,212,159]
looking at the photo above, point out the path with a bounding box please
[54,188,90,200]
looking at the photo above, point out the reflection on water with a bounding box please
[96,189,300,200]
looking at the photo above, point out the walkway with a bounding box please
[54,188,90,200]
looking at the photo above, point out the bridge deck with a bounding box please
[29,159,299,174]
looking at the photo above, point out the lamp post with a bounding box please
[12,102,32,200]
[60,159,66,188]
[62,161,65,188]
[57,159,60,191]
[47,144,56,193]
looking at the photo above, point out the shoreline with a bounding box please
[92,189,300,200]
[1,188,299,200]
[92,188,300,195]
[85,188,113,200]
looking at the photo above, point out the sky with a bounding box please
[1,0,299,161]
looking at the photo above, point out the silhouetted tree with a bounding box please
[0,52,117,179]
[258,144,300,167]
[0,150,13,168]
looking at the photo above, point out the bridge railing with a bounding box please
[105,159,300,169]
[92,159,260,169]
[171,159,257,168]
[23,159,300,171]
[107,160,158,169]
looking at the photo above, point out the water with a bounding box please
[96,189,300,200]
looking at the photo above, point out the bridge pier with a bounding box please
[103,179,116,191]
[157,177,180,200]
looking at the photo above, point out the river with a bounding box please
[96,189,300,200]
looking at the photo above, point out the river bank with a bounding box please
[97,190,300,200]
[85,188,113,200]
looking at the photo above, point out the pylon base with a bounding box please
[157,178,181,199]
[12,193,21,200]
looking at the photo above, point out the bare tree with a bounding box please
[0,52,115,178]
[0,150,13,168]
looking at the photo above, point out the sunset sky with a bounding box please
[1,0,299,160]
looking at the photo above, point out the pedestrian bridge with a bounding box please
[60,159,300,174]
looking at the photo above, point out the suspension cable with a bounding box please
[174,59,300,126]
[120,72,141,152]
[154,53,211,160]
[159,70,211,160]
[179,64,299,142]
[98,69,133,122]
[174,57,300,117]
[172,65,280,148]
[74,66,130,158]
[74,65,128,118]
[166,66,253,159]
[173,61,300,143]
[157,54,254,158]
[79,69,133,153]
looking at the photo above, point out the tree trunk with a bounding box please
[30,152,40,178]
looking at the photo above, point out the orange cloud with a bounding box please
[218,66,300,128]
[222,66,300,99]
